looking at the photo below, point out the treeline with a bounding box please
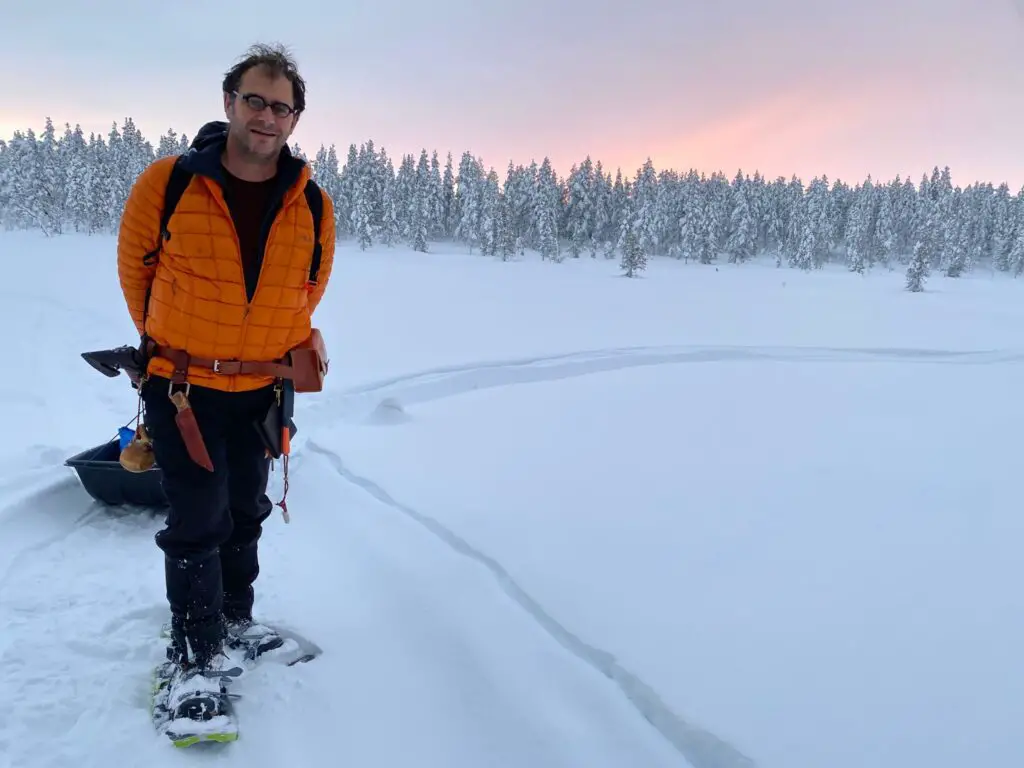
[2,117,1024,289]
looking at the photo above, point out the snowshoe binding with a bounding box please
[223,617,286,661]
[160,616,318,666]
[151,646,244,747]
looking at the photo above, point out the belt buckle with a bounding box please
[212,358,241,375]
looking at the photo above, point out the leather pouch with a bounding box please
[288,329,329,393]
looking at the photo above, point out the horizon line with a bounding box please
[1,114,1016,192]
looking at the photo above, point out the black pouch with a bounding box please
[254,392,297,459]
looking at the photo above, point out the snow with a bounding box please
[0,229,1022,768]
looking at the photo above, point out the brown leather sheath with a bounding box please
[169,390,214,472]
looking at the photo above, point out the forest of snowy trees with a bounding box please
[3,116,1024,291]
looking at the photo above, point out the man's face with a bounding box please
[223,66,300,162]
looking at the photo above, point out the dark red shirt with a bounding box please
[221,167,276,299]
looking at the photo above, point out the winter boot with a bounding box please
[153,619,244,743]
[223,614,285,661]
[162,643,243,721]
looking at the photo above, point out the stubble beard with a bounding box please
[228,122,281,166]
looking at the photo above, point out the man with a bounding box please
[116,43,335,690]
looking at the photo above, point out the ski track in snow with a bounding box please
[0,438,691,768]
[312,342,1024,424]
[303,439,755,768]
[0,482,169,768]
[5,341,1022,767]
[292,341,1024,768]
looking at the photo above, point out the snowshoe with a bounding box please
[151,651,244,747]
[159,616,322,668]
[152,617,321,746]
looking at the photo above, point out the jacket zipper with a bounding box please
[250,196,285,309]
[207,175,296,353]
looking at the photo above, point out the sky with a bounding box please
[4,0,1024,188]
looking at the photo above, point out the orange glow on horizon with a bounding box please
[1,68,1020,191]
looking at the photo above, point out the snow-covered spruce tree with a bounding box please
[404,150,432,253]
[564,157,595,258]
[5,128,46,232]
[631,158,661,256]
[1008,211,1024,276]
[36,118,67,235]
[501,161,530,257]
[941,188,970,278]
[589,161,611,257]
[64,127,92,232]
[617,199,647,277]
[426,150,444,242]
[332,144,359,239]
[453,151,484,252]
[350,188,373,249]
[725,171,757,263]
[378,155,400,246]
[619,224,646,277]
[990,183,1016,272]
[905,240,929,291]
[790,176,832,270]
[495,192,517,261]
[393,153,414,239]
[680,180,718,264]
[477,169,500,257]
[349,144,376,250]
[4,112,1024,284]
[440,152,455,239]
[533,157,561,261]
[905,189,936,291]
[874,181,898,269]
[845,178,879,274]
[601,169,628,259]
[410,172,430,254]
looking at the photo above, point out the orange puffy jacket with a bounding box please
[117,121,335,392]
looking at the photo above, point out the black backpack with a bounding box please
[141,156,324,319]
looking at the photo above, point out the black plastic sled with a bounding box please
[65,437,168,509]
[65,344,168,510]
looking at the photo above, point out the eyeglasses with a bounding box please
[232,91,298,118]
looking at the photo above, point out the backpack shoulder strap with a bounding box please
[140,156,193,331]
[303,179,324,285]
[143,156,193,267]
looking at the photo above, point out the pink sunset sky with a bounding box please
[4,0,1024,188]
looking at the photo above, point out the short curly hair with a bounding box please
[222,42,306,114]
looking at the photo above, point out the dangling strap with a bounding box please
[273,377,293,523]
[276,455,290,523]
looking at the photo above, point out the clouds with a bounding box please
[3,0,1024,186]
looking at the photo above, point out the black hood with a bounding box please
[178,119,306,186]
[189,120,229,152]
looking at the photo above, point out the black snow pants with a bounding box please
[141,374,277,666]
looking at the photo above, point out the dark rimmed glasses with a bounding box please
[232,91,299,118]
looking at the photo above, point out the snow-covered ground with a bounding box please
[0,229,1021,768]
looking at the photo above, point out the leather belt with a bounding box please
[150,343,295,383]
